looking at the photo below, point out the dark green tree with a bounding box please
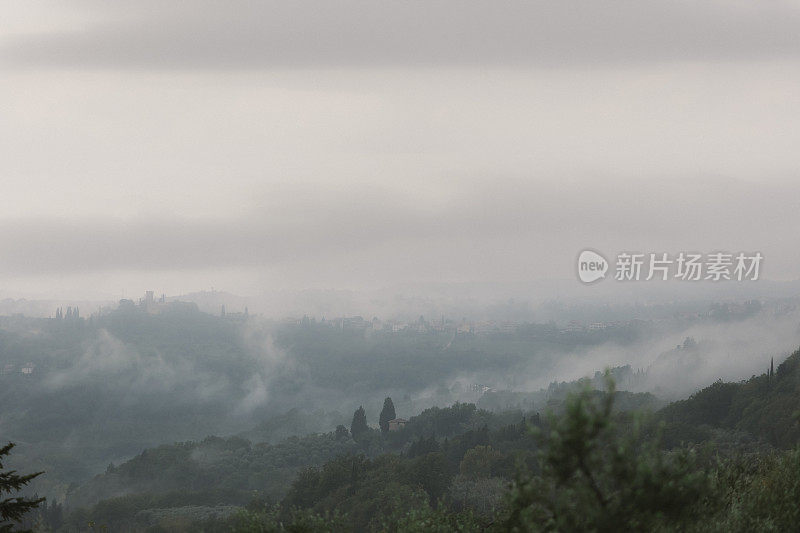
[379,397,397,433]
[501,376,710,532]
[0,442,44,533]
[404,452,452,504]
[351,406,369,441]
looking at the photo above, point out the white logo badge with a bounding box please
[577,250,608,283]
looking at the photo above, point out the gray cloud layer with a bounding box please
[5,1,800,69]
[3,2,800,296]
[0,178,796,280]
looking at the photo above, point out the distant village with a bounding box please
[283,314,653,337]
[108,291,636,336]
[278,298,777,337]
[0,292,782,379]
[283,314,550,335]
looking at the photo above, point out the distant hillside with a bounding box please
[659,347,800,448]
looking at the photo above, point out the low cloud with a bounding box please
[45,329,231,404]
[517,307,800,400]
[0,178,798,287]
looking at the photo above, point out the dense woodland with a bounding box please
[3,305,800,531]
[5,346,799,531]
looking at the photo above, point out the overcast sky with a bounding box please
[1,1,799,299]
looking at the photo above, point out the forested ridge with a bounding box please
[16,347,800,532]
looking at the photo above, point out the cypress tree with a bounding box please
[379,397,396,433]
[350,406,368,441]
